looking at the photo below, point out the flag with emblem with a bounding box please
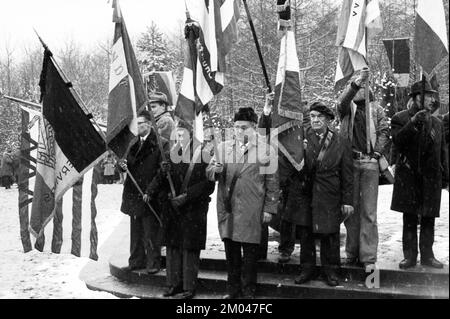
[29,49,107,242]
[175,0,240,141]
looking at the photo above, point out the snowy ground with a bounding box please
[0,183,448,299]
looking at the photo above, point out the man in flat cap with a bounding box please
[284,102,353,286]
[206,107,279,299]
[149,92,175,141]
[390,79,448,270]
[337,68,389,270]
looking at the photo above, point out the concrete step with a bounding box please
[161,250,449,288]
[108,253,449,299]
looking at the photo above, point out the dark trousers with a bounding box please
[2,175,12,189]
[166,246,200,291]
[402,214,435,261]
[224,239,259,296]
[297,225,340,270]
[129,214,162,270]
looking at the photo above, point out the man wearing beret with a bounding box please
[390,80,448,269]
[206,107,279,299]
[285,102,353,286]
[149,92,176,141]
[337,68,389,270]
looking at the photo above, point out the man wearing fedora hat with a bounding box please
[284,102,353,286]
[337,68,389,270]
[148,91,175,141]
[207,107,279,299]
[390,79,448,270]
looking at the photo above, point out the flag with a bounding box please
[334,0,383,90]
[415,0,449,74]
[29,49,107,240]
[175,0,240,141]
[144,71,177,108]
[18,105,40,253]
[382,38,410,87]
[272,29,304,171]
[107,0,147,158]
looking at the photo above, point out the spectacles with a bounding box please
[310,113,326,120]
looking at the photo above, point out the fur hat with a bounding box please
[234,107,258,123]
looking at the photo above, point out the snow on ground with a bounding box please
[0,183,448,298]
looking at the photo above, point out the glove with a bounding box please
[170,193,187,208]
[160,161,171,174]
[263,91,274,116]
[117,159,127,171]
[341,205,354,223]
[411,109,430,125]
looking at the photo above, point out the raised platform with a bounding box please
[85,250,448,299]
[83,215,449,299]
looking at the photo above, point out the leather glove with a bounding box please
[170,193,187,208]
[411,109,430,126]
[160,161,171,174]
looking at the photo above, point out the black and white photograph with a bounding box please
[0,0,448,305]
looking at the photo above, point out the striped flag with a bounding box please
[29,49,107,242]
[334,0,382,89]
[175,0,240,140]
[144,71,177,109]
[107,0,147,158]
[272,29,304,171]
[415,0,449,74]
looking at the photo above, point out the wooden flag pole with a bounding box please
[364,1,371,155]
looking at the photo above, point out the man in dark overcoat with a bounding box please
[285,102,353,286]
[159,119,215,299]
[118,110,169,274]
[391,80,449,269]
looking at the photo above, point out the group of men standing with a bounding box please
[116,66,448,299]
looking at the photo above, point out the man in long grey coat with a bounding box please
[391,80,448,270]
[207,107,279,299]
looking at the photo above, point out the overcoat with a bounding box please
[285,127,353,234]
[162,141,216,250]
[390,105,448,217]
[206,136,279,244]
[120,131,168,218]
[0,151,14,177]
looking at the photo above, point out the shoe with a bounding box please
[399,258,417,269]
[324,269,339,287]
[278,253,291,264]
[176,290,196,299]
[163,286,183,297]
[146,267,161,274]
[421,257,444,269]
[123,264,145,271]
[294,268,315,285]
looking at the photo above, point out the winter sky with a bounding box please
[0,0,186,58]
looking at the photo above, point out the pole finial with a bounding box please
[33,28,49,51]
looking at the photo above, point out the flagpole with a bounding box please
[33,31,163,227]
[364,0,371,155]
[0,93,42,110]
[242,0,272,93]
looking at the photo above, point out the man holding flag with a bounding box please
[334,0,388,269]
